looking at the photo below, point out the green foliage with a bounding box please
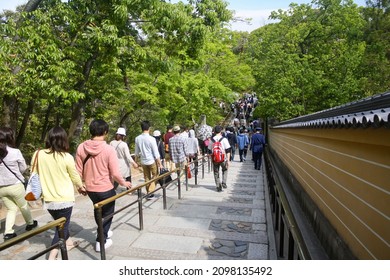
[5,0,387,154]
[359,0,390,95]
[1,0,248,154]
[247,0,373,121]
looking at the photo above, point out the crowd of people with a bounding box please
[0,92,265,259]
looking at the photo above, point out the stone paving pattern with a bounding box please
[0,155,276,260]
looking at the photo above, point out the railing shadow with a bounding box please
[95,155,211,260]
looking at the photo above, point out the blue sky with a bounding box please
[1,0,367,32]
[226,0,366,31]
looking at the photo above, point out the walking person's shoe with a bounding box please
[221,183,227,189]
[146,193,157,200]
[216,184,223,192]
[25,220,38,231]
[3,233,17,240]
[95,239,113,252]
[107,230,113,239]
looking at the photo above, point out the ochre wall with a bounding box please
[269,127,390,259]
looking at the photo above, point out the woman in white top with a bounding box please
[0,127,37,241]
[110,127,138,189]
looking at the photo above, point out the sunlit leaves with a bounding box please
[248,0,367,121]
[0,0,241,150]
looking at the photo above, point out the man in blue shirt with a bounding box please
[236,128,249,162]
[135,121,163,199]
[250,127,266,170]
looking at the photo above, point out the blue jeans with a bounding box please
[48,207,73,246]
[230,146,236,161]
[87,189,116,242]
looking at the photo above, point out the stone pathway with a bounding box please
[0,154,276,260]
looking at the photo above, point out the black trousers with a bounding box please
[253,151,263,169]
[87,188,116,242]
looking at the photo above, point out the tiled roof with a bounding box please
[272,91,390,129]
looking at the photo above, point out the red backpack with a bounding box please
[211,138,225,163]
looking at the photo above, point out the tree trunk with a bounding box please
[1,95,13,128]
[16,99,35,147]
[23,0,43,12]
[68,52,99,148]
[40,101,54,142]
[2,0,43,146]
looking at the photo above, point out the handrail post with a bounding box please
[202,156,205,179]
[137,188,143,230]
[57,223,69,260]
[185,163,188,191]
[57,238,68,260]
[96,208,106,260]
[194,159,198,185]
[177,170,181,199]
[162,183,167,209]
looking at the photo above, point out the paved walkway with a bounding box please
[0,155,276,260]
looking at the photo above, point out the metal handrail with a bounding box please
[0,217,68,260]
[94,155,210,260]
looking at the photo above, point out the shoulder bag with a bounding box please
[158,167,173,186]
[0,158,27,188]
[25,150,42,201]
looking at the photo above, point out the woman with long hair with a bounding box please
[0,127,37,241]
[34,126,85,259]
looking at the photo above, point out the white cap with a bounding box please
[153,130,161,137]
[116,127,126,136]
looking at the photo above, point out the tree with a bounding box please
[247,0,367,120]
[360,0,390,94]
[0,0,237,154]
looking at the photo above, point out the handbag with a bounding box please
[188,153,196,159]
[158,168,173,186]
[186,165,192,179]
[25,150,42,201]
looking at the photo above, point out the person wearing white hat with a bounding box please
[110,127,138,190]
[116,127,126,136]
[152,130,165,166]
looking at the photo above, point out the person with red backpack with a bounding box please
[208,125,231,192]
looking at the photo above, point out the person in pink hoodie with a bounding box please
[75,119,132,252]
